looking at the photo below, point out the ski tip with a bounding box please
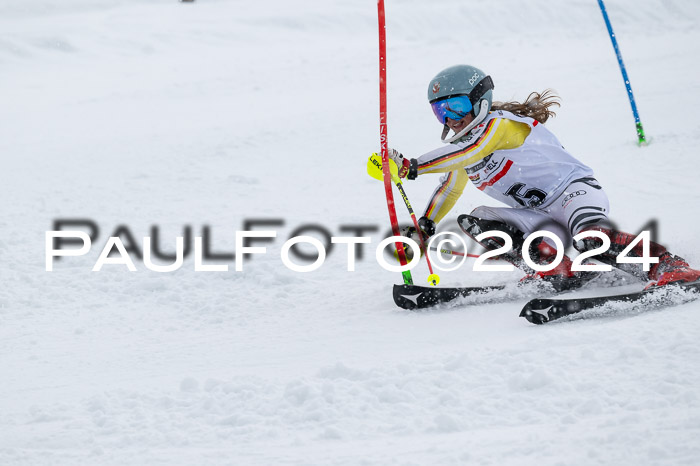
[393,284,419,310]
[520,308,548,325]
[519,298,554,325]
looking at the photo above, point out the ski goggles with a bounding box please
[430,95,473,125]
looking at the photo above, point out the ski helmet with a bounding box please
[427,65,495,143]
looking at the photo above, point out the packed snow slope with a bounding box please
[2,0,700,465]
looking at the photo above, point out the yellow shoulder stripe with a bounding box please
[418,119,531,175]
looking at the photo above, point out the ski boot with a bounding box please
[575,226,700,288]
[646,252,700,288]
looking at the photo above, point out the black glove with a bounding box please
[396,217,436,261]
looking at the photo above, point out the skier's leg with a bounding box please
[555,178,610,241]
[458,206,582,290]
[549,180,700,286]
[469,205,570,247]
[458,206,537,272]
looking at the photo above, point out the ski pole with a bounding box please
[368,153,440,285]
[429,246,502,262]
[367,154,498,277]
[430,247,480,259]
[392,177,440,286]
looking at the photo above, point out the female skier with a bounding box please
[389,64,699,290]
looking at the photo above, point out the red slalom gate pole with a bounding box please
[377,0,413,285]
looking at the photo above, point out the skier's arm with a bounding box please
[422,169,469,224]
[409,118,531,177]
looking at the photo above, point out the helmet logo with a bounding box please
[432,82,440,94]
[468,72,480,86]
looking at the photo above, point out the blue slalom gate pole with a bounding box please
[597,0,647,145]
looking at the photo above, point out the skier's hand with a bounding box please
[395,217,437,261]
[388,148,411,179]
[402,217,436,243]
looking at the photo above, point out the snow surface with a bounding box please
[2,0,700,464]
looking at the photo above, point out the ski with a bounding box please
[393,272,602,310]
[520,280,700,325]
[393,284,505,310]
